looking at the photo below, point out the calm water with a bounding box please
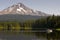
[0,31,60,40]
[0,31,47,40]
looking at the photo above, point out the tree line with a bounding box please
[0,15,60,32]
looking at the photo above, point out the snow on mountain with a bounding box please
[0,3,49,16]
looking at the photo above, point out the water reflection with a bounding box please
[0,31,47,40]
[0,30,60,40]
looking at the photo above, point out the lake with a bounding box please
[0,31,60,40]
[0,31,47,40]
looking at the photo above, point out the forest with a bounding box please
[0,15,60,32]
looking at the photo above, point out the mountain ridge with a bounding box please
[0,3,49,16]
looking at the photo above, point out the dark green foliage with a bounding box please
[0,15,60,32]
[32,15,60,31]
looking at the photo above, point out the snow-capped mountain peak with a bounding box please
[0,3,48,16]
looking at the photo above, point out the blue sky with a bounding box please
[0,0,60,15]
